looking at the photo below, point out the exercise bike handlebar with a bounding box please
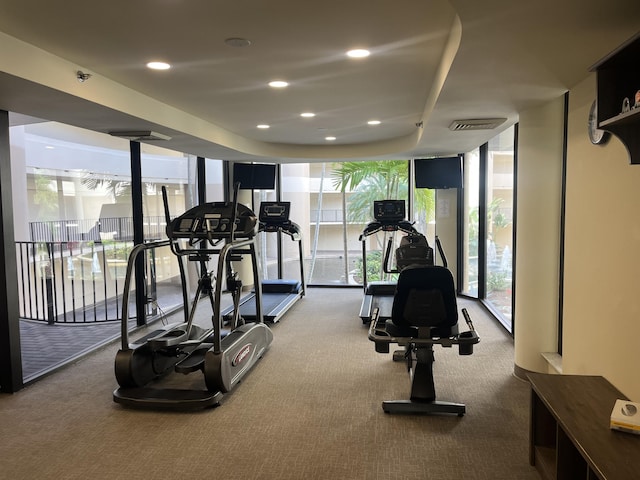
[368,307,480,354]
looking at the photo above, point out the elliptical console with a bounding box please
[167,202,257,246]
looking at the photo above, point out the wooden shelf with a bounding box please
[590,32,640,164]
[600,108,640,128]
[533,446,556,480]
[528,373,640,480]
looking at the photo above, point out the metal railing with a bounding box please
[15,240,180,324]
[310,209,344,222]
[28,216,167,242]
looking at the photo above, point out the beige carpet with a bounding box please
[0,288,538,479]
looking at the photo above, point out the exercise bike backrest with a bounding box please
[395,233,434,271]
[391,264,458,338]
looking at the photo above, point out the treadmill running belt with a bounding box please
[237,292,298,322]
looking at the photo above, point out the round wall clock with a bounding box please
[588,100,610,145]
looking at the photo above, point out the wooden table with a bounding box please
[528,373,640,480]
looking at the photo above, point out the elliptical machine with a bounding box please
[113,184,273,410]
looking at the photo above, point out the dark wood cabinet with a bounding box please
[528,373,640,480]
[591,32,640,164]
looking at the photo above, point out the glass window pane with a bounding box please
[281,161,409,285]
[411,178,436,254]
[141,147,194,316]
[10,121,135,381]
[205,158,224,202]
[252,186,278,281]
[280,164,311,283]
[485,127,514,327]
[462,148,480,297]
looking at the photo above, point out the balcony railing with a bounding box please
[28,216,167,242]
[15,240,182,324]
[310,209,344,223]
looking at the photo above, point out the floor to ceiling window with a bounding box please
[458,127,515,332]
[281,161,410,286]
[279,163,311,283]
[140,146,195,317]
[484,126,515,329]
[7,119,201,383]
[462,148,480,296]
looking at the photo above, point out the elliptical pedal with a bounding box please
[174,343,213,374]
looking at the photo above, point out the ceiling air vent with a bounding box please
[448,118,507,131]
[109,130,172,141]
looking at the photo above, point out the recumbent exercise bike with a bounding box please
[368,232,479,415]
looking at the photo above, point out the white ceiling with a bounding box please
[0,0,639,162]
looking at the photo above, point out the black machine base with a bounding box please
[382,399,466,416]
[113,387,223,411]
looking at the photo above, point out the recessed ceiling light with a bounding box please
[367,120,381,125]
[301,112,316,118]
[325,136,337,141]
[257,124,270,129]
[347,49,370,58]
[146,61,171,70]
[268,80,289,88]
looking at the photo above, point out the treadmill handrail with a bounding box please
[257,205,306,296]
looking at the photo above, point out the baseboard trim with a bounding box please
[514,363,533,382]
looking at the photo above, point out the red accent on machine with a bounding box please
[232,344,253,367]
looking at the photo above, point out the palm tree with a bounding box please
[331,160,435,282]
[332,161,406,220]
[81,173,132,201]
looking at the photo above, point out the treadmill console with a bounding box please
[258,201,303,238]
[360,200,416,240]
[259,201,290,225]
[166,202,257,242]
[374,200,405,225]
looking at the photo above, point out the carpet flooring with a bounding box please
[0,288,538,480]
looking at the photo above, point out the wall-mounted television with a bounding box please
[232,162,277,190]
[414,156,463,189]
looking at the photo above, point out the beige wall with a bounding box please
[562,75,640,400]
[518,73,640,400]
[514,95,565,373]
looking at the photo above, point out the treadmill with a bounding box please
[358,200,420,324]
[224,201,305,323]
